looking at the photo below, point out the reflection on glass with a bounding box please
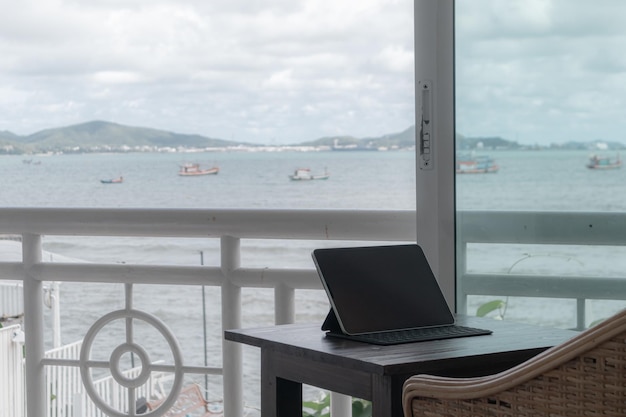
[455,0,626,328]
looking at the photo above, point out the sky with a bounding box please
[0,0,625,145]
[0,0,414,144]
[456,0,626,146]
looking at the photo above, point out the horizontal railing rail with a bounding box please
[0,207,415,239]
[457,210,626,329]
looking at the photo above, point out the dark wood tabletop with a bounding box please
[225,315,577,416]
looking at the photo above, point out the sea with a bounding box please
[3,149,626,412]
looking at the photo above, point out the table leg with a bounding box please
[261,350,303,416]
[276,377,302,416]
[372,374,404,417]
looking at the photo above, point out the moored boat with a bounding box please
[586,154,621,170]
[456,154,498,174]
[289,168,330,181]
[179,163,219,176]
[100,176,123,184]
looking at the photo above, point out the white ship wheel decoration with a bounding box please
[79,307,184,417]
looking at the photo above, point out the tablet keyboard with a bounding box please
[328,325,492,345]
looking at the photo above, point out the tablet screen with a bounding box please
[312,244,454,335]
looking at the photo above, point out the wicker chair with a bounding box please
[403,309,626,417]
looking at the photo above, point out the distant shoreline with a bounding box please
[7,146,621,157]
[5,145,418,156]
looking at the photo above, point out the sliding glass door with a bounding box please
[455,0,626,329]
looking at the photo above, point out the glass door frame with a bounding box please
[414,0,456,310]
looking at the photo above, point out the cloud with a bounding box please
[0,0,415,143]
[92,71,148,84]
[456,0,626,144]
[376,46,414,73]
[7,0,625,146]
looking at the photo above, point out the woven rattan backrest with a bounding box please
[403,309,626,417]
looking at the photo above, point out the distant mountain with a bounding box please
[305,128,523,151]
[552,140,626,151]
[456,134,521,150]
[303,128,524,151]
[301,125,416,149]
[0,130,20,141]
[1,120,623,155]
[456,135,626,151]
[4,121,253,153]
[0,121,419,154]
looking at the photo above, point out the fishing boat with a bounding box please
[289,168,330,181]
[586,154,621,170]
[179,163,219,176]
[456,154,499,174]
[100,176,123,184]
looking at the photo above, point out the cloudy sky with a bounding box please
[0,0,414,144]
[0,0,625,145]
[456,0,626,146]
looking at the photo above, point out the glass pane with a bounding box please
[0,0,415,211]
[455,0,626,329]
[0,2,416,415]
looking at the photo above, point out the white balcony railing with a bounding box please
[457,210,626,330]
[0,208,416,417]
[2,208,626,417]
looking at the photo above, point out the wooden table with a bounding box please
[225,315,576,417]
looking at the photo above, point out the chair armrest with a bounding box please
[403,310,626,417]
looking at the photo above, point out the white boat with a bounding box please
[288,168,330,181]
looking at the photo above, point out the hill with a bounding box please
[3,121,255,154]
[0,121,420,154]
[302,128,522,151]
[0,120,549,155]
[301,125,416,149]
[456,134,521,150]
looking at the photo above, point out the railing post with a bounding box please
[330,392,352,417]
[73,393,84,417]
[221,236,243,417]
[22,234,45,417]
[576,299,586,330]
[275,283,295,325]
[52,281,61,348]
[456,239,468,314]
